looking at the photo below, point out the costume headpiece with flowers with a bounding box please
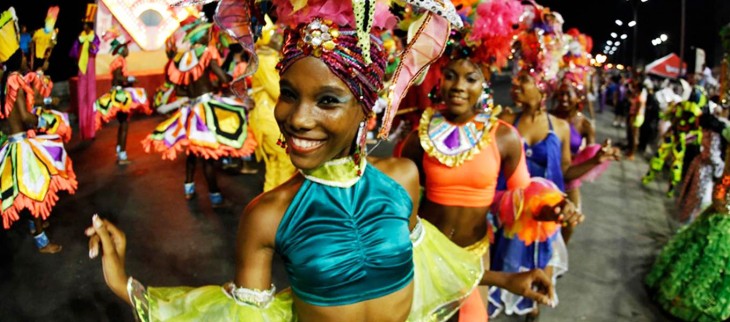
[513,0,565,92]
[174,0,463,142]
[555,28,593,110]
[440,0,524,110]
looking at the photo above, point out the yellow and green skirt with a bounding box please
[94,86,151,130]
[0,132,77,229]
[142,93,257,161]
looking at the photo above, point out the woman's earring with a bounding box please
[428,84,443,104]
[277,133,287,149]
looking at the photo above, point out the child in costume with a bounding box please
[142,18,256,206]
[88,1,555,321]
[93,32,151,164]
[0,8,77,254]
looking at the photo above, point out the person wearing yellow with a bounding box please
[30,6,59,71]
[248,22,295,192]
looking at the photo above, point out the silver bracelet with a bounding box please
[410,217,425,246]
[222,282,276,308]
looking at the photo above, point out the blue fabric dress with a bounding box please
[489,114,567,317]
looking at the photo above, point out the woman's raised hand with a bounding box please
[86,214,131,304]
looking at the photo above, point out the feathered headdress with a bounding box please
[173,0,463,142]
[513,0,565,90]
[44,6,59,33]
[448,0,524,70]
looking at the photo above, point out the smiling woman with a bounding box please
[86,1,497,322]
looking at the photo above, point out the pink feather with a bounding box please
[275,0,396,30]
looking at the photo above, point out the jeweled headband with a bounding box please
[278,19,387,116]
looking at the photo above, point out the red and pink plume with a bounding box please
[274,0,396,30]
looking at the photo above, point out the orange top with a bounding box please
[424,120,530,207]
[2,72,34,118]
[110,56,128,77]
[166,45,222,86]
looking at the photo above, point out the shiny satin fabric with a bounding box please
[275,163,414,306]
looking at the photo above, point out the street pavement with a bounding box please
[0,101,682,321]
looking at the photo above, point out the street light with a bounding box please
[660,34,668,42]
[615,19,623,26]
[621,34,628,40]
[611,32,618,38]
[607,40,613,45]
[615,41,621,46]
[628,21,637,27]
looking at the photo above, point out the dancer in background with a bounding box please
[70,4,99,140]
[0,8,76,254]
[400,1,579,320]
[93,32,151,164]
[248,18,295,191]
[143,19,255,206]
[551,71,618,243]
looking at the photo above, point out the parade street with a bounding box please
[0,107,676,322]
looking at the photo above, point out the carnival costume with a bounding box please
[30,6,59,70]
[249,46,296,191]
[93,39,151,131]
[642,86,707,197]
[24,71,72,143]
[70,4,100,140]
[120,0,488,320]
[0,9,77,231]
[142,38,256,161]
[489,2,570,317]
[646,160,730,322]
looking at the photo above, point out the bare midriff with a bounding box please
[294,281,413,322]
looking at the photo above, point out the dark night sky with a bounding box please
[2,0,727,81]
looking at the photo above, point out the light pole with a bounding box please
[627,0,648,67]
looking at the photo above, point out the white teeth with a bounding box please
[290,137,325,150]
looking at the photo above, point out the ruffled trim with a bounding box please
[142,128,256,161]
[418,106,500,168]
[565,144,610,190]
[2,164,77,229]
[95,92,152,130]
[3,73,34,118]
[167,46,222,86]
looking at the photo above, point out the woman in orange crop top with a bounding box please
[400,21,583,320]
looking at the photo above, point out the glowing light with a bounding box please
[660,34,668,41]
[616,64,625,70]
[100,0,196,50]
[611,32,618,38]
[615,20,623,26]
[628,21,637,27]
[620,34,628,40]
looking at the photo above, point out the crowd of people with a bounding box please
[1,0,730,321]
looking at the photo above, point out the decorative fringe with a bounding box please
[1,167,77,229]
[142,129,257,161]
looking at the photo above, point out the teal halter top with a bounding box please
[275,158,414,306]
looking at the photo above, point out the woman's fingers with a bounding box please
[88,234,100,259]
[92,214,117,258]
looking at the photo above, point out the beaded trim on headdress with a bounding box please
[513,0,565,90]
[171,0,464,143]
